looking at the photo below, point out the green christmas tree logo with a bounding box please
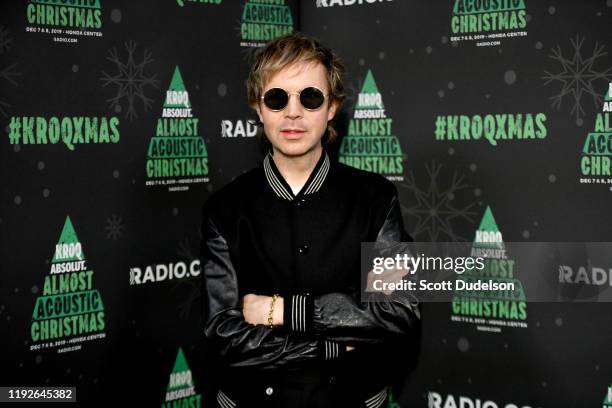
[162,348,202,408]
[339,69,404,179]
[145,65,209,187]
[603,385,612,407]
[473,206,505,250]
[30,216,106,350]
[51,216,84,262]
[451,206,528,325]
[580,86,612,179]
[164,66,191,109]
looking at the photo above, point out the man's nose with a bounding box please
[284,93,303,119]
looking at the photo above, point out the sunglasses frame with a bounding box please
[260,86,329,112]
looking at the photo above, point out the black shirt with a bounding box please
[200,149,420,408]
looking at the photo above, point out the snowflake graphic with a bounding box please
[0,101,8,118]
[104,215,125,240]
[398,161,480,242]
[0,65,19,118]
[0,25,13,54]
[0,26,19,118]
[100,41,159,121]
[172,237,201,320]
[0,63,19,87]
[542,35,612,121]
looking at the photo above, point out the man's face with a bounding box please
[255,59,338,159]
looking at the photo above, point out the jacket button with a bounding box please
[296,198,307,207]
[298,243,309,254]
[265,387,274,396]
[328,376,336,385]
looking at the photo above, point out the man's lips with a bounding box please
[280,129,306,138]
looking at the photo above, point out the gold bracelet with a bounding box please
[268,294,280,329]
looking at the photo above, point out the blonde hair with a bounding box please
[247,32,346,143]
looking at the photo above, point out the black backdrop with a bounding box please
[1,1,611,407]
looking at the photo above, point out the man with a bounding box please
[201,33,420,408]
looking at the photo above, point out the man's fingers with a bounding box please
[369,269,410,282]
[386,269,409,281]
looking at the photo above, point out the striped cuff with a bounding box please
[365,388,388,408]
[284,294,313,332]
[322,340,342,360]
[217,390,236,408]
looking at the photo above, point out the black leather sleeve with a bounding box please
[201,212,343,368]
[284,194,421,344]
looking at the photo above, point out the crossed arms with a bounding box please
[201,194,420,369]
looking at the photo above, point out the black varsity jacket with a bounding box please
[200,149,421,408]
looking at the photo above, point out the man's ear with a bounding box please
[327,99,339,122]
[253,103,263,123]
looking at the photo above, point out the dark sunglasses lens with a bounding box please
[263,88,288,110]
[299,87,325,110]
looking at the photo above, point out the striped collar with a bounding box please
[263,150,331,200]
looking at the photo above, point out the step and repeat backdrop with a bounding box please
[1,0,611,407]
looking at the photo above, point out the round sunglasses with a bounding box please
[260,87,329,111]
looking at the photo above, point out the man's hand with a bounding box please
[242,294,284,326]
